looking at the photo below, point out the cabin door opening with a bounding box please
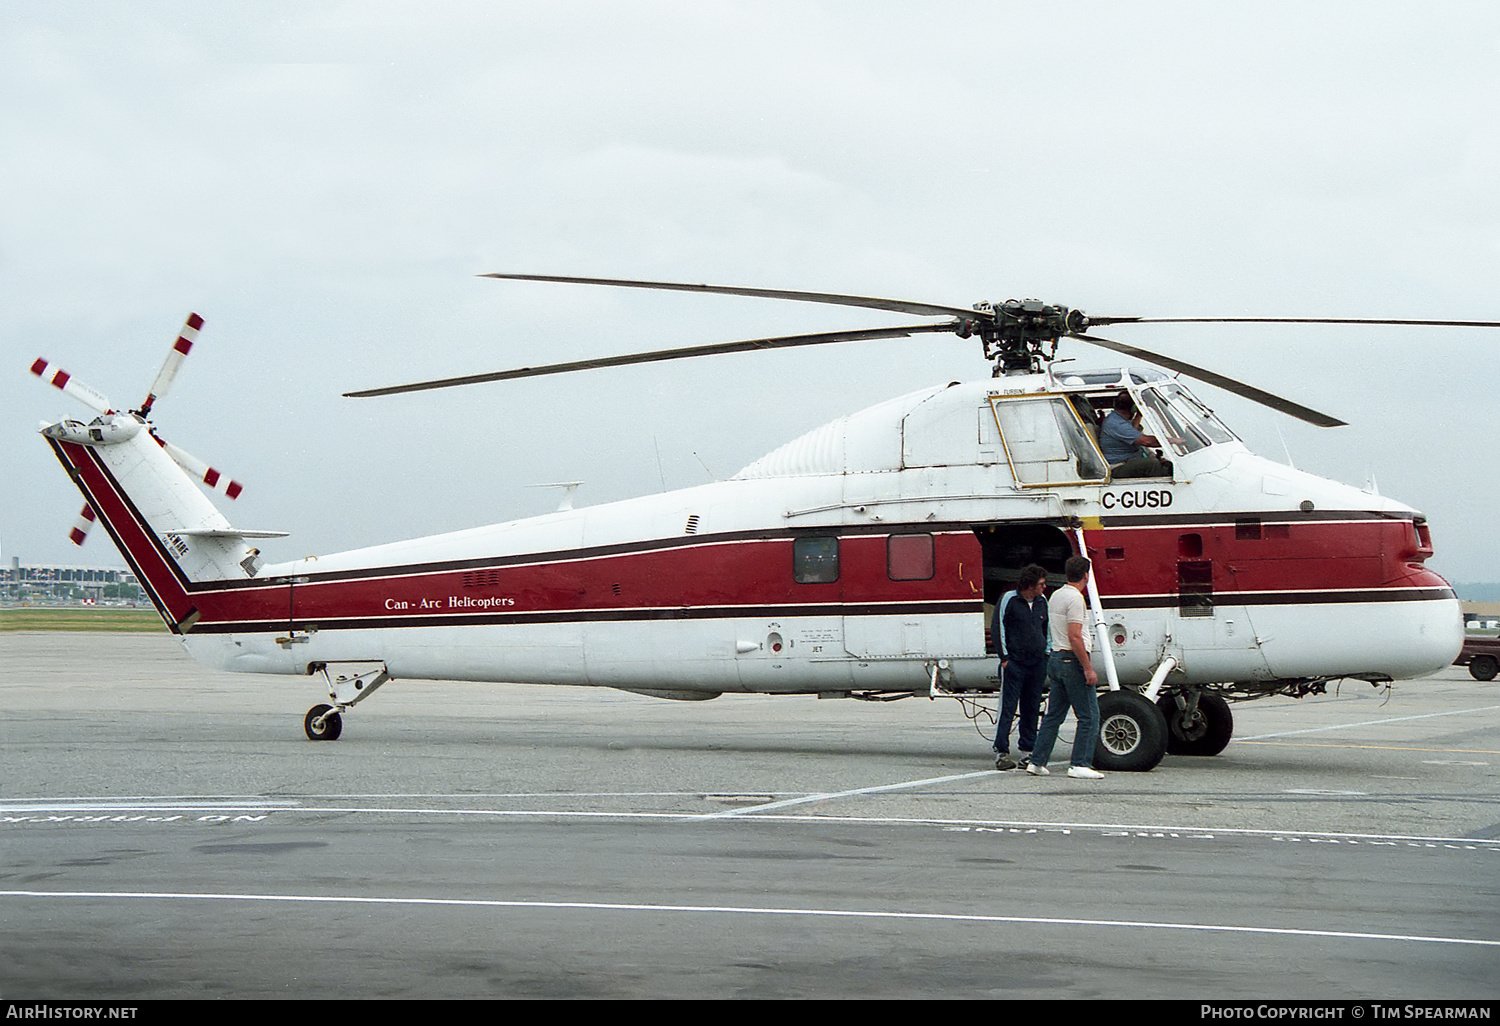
[973,522,1075,654]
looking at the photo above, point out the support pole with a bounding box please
[1072,525,1121,692]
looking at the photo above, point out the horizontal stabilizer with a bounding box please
[169,528,289,539]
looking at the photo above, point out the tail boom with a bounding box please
[46,432,283,634]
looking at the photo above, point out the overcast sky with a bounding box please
[3,2,1498,584]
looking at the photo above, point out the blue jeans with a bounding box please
[994,659,1045,755]
[1029,652,1100,769]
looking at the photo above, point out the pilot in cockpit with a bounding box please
[1100,392,1172,478]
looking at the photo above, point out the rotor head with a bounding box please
[972,300,1090,374]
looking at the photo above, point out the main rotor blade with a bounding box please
[1070,332,1347,428]
[345,322,961,398]
[1089,315,1500,329]
[481,273,988,322]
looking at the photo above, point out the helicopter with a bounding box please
[33,275,1489,771]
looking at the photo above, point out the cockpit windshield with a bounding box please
[1138,382,1237,456]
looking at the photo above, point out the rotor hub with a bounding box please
[975,300,1089,374]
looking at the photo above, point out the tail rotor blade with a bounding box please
[139,313,204,415]
[29,359,113,415]
[155,436,244,499]
[68,504,97,546]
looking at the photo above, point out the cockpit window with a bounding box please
[989,396,1109,486]
[1171,386,1236,444]
[1139,382,1236,456]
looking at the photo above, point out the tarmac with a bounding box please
[2,631,1497,999]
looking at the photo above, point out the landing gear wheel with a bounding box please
[304,703,343,741]
[1469,656,1498,682]
[1158,692,1234,756]
[1092,690,1167,772]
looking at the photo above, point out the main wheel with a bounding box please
[304,703,343,741]
[1469,656,1498,681]
[1157,692,1234,756]
[1092,690,1167,772]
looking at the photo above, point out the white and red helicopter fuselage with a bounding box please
[43,369,1461,748]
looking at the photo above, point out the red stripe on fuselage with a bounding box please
[187,517,1446,635]
[278,532,984,629]
[1082,518,1450,598]
[47,436,1451,636]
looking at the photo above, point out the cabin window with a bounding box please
[887,533,935,581]
[793,536,840,584]
[989,396,1109,487]
[1178,560,1214,617]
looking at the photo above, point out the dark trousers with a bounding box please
[994,658,1046,755]
[1030,652,1100,769]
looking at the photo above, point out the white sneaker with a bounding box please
[1025,763,1050,776]
[1066,766,1104,780]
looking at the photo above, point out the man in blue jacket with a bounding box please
[993,563,1050,770]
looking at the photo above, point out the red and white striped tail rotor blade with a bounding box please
[156,437,244,500]
[68,504,98,546]
[30,359,113,415]
[139,312,203,415]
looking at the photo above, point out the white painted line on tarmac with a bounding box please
[0,794,277,802]
[0,792,805,806]
[5,799,1498,849]
[0,801,301,813]
[4,888,1496,948]
[689,770,998,819]
[1240,704,1500,740]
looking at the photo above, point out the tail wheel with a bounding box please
[304,703,343,741]
[1157,692,1234,756]
[1469,656,1498,681]
[1092,690,1167,772]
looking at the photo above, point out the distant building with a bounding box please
[3,559,140,603]
[1461,600,1500,622]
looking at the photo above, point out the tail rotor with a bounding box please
[32,313,246,547]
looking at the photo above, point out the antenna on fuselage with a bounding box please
[653,436,667,492]
[691,451,718,483]
[528,481,583,512]
[1274,422,1297,471]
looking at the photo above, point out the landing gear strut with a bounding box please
[303,662,391,741]
[1157,691,1234,756]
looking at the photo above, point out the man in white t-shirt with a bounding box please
[1025,554,1105,780]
